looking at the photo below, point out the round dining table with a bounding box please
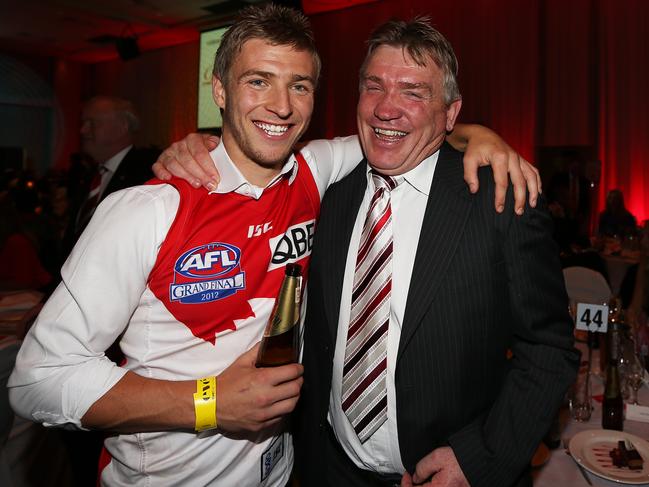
[533,342,649,486]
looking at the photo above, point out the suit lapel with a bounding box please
[102,147,133,199]
[322,161,368,343]
[397,143,474,362]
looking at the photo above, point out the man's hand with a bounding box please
[152,133,221,191]
[216,343,304,433]
[449,124,541,215]
[401,447,470,487]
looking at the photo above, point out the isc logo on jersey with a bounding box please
[169,242,245,303]
[267,219,315,271]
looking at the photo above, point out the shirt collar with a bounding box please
[102,145,132,173]
[208,143,298,196]
[365,149,439,196]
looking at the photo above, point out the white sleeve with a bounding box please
[8,185,179,429]
[301,135,363,198]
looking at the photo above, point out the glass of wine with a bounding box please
[619,331,645,405]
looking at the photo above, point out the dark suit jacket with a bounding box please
[74,146,158,233]
[100,146,160,204]
[296,142,579,487]
[62,146,160,266]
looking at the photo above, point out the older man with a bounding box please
[74,96,158,234]
[295,18,578,487]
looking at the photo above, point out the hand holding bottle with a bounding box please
[216,343,304,434]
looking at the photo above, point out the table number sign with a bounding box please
[575,303,608,333]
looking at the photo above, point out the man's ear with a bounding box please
[445,98,462,132]
[212,75,226,110]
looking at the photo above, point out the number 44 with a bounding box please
[575,303,608,333]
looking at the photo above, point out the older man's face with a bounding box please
[356,45,461,176]
[80,99,128,163]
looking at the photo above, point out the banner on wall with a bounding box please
[302,0,380,15]
[198,26,229,130]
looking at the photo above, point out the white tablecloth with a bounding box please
[534,343,649,486]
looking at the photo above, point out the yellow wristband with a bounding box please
[193,377,217,432]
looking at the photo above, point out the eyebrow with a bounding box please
[399,81,431,91]
[239,70,315,85]
[362,75,431,91]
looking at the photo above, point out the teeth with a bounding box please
[374,127,407,137]
[255,122,289,136]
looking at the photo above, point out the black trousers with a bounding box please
[324,424,402,487]
[322,424,533,487]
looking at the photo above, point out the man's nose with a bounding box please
[374,92,401,121]
[266,87,292,119]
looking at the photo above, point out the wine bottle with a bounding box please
[602,310,624,431]
[256,263,302,367]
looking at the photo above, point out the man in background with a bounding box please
[72,96,159,236]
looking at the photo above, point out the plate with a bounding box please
[569,429,649,484]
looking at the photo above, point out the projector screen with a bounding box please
[198,26,229,130]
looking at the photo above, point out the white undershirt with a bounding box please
[329,150,439,474]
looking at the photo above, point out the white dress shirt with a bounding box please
[98,145,133,198]
[329,150,439,474]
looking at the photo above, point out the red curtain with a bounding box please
[597,0,649,222]
[89,42,199,149]
[305,0,540,161]
[305,0,649,222]
[303,0,380,15]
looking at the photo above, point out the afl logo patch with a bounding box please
[170,242,245,303]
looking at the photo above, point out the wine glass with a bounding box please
[619,332,645,404]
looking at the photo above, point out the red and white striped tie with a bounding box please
[342,170,397,443]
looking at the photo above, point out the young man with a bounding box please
[10,5,353,486]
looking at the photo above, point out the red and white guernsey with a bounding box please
[9,137,362,487]
[106,151,320,486]
[148,152,319,346]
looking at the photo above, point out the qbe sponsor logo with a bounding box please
[170,242,245,303]
[267,219,315,271]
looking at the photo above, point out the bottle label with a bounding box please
[264,277,300,337]
[295,277,302,304]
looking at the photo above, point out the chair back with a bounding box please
[563,266,612,305]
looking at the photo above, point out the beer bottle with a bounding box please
[602,309,624,431]
[256,263,302,367]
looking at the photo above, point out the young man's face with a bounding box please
[213,38,316,172]
[356,45,461,176]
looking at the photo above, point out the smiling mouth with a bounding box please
[373,127,407,140]
[254,122,291,137]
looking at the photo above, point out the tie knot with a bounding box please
[371,171,397,192]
